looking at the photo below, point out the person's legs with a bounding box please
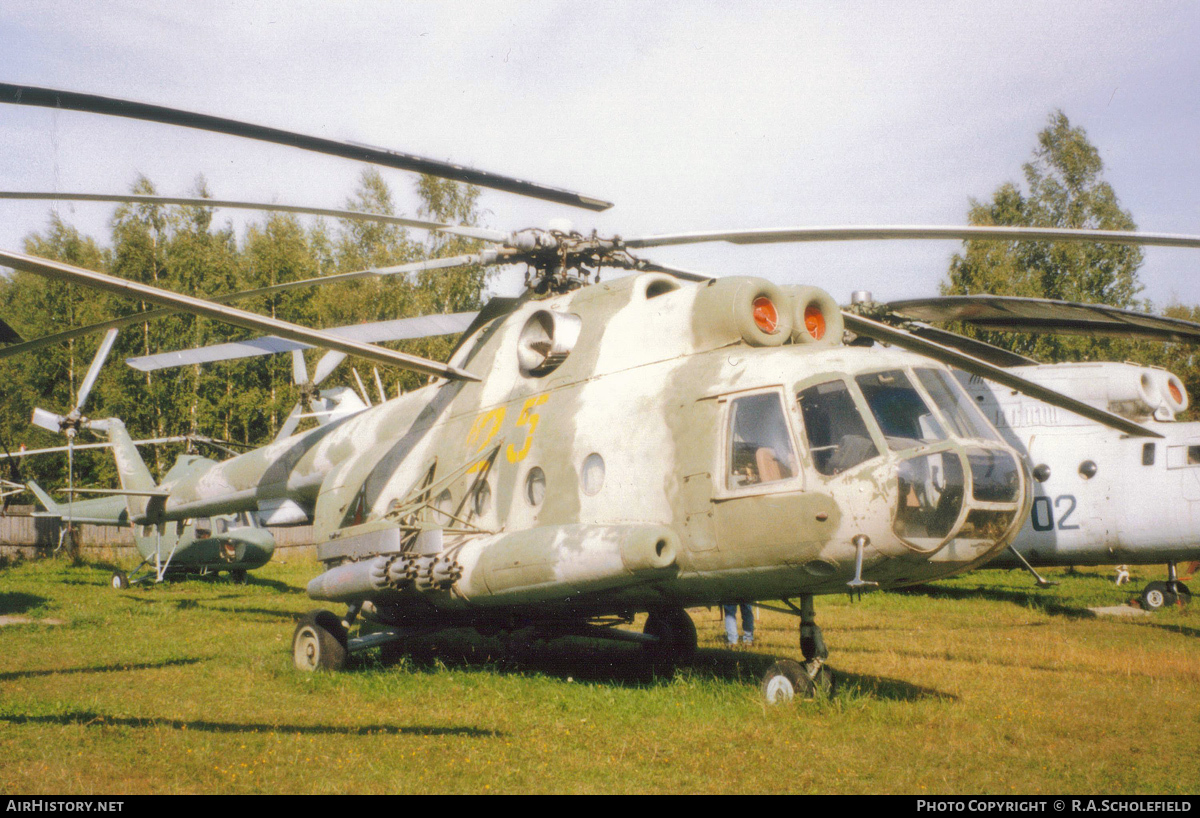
[723,604,739,645]
[740,603,755,644]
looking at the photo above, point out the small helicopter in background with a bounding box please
[4,328,274,586]
[3,83,1200,702]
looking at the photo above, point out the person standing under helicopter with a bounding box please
[723,603,754,647]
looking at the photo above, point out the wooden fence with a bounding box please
[0,505,318,562]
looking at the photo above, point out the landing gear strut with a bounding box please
[761,595,834,703]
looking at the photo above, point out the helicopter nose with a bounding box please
[892,446,1027,555]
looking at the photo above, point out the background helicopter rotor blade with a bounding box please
[883,294,1200,344]
[0,83,613,212]
[625,224,1200,251]
[0,248,480,382]
[0,192,512,245]
[74,328,119,414]
[841,312,1163,439]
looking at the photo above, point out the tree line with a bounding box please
[0,170,488,492]
[2,111,1197,497]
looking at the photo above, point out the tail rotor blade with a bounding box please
[312,350,347,387]
[275,403,303,441]
[351,368,372,408]
[291,349,309,386]
[373,368,387,404]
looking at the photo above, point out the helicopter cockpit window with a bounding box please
[914,368,998,442]
[194,518,212,538]
[727,392,798,489]
[797,380,880,476]
[855,370,946,451]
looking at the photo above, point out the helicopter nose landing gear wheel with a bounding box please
[293,610,348,672]
[762,594,834,703]
[110,571,129,590]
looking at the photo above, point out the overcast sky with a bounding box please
[2,1,1198,307]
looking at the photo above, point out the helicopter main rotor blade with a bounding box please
[0,252,498,363]
[0,192,512,244]
[126,312,478,372]
[0,83,612,212]
[634,259,715,282]
[624,225,1200,251]
[0,249,480,382]
[74,328,118,413]
[842,312,1162,439]
[900,323,1039,368]
[885,295,1200,344]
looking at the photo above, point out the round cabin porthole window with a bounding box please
[581,453,605,496]
[525,466,546,506]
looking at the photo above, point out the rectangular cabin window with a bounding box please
[797,380,879,476]
[726,392,798,489]
[194,518,212,538]
[856,370,946,451]
[914,368,998,442]
[1143,442,1156,466]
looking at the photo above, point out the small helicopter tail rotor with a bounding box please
[26,328,119,547]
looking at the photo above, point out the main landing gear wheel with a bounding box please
[1140,581,1178,611]
[642,607,698,665]
[110,571,129,590]
[229,569,248,585]
[293,610,348,672]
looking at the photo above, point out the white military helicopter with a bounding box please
[4,83,1200,702]
[851,294,1200,609]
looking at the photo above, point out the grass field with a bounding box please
[1,555,1197,795]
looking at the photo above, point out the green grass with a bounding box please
[1,556,1197,794]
